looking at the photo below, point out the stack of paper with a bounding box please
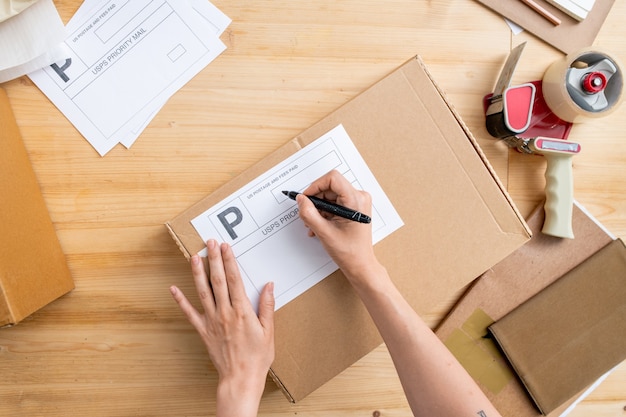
[28,0,231,156]
[545,0,596,21]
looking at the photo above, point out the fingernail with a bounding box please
[207,239,216,249]
[169,286,177,295]
[191,254,200,265]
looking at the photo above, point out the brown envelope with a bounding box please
[488,238,626,415]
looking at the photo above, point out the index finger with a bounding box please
[303,170,355,205]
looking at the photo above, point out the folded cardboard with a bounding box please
[166,56,531,402]
[489,238,626,415]
[436,202,616,417]
[475,0,615,53]
[0,87,74,327]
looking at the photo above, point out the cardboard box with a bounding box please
[488,238,626,415]
[0,87,74,327]
[166,56,531,401]
[436,202,617,417]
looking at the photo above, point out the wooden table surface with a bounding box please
[1,1,625,416]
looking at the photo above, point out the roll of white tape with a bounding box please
[542,48,623,122]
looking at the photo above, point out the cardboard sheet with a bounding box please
[488,238,626,415]
[167,56,531,401]
[475,0,615,53]
[0,87,74,327]
[437,202,615,417]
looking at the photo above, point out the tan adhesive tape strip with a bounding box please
[443,308,514,394]
[542,48,624,122]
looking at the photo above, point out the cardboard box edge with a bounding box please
[0,278,17,326]
[164,221,191,260]
[268,368,295,403]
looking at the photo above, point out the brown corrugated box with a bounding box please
[0,87,74,327]
[166,56,531,402]
[436,202,618,417]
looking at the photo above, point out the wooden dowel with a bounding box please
[519,0,562,25]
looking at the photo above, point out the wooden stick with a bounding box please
[519,0,562,25]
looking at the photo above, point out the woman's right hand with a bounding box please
[296,170,380,280]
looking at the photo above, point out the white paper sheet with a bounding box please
[28,0,229,155]
[191,125,404,310]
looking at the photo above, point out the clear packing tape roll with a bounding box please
[542,48,624,123]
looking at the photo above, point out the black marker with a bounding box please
[282,190,371,224]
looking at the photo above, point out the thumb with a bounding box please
[257,281,275,330]
[296,194,329,237]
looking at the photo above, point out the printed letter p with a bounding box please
[217,207,243,240]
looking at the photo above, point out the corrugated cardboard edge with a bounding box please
[0,278,15,327]
[416,57,531,239]
[268,368,294,403]
[165,222,191,260]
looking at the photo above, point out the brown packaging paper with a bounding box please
[488,238,626,415]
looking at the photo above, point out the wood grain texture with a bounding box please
[1,0,625,415]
